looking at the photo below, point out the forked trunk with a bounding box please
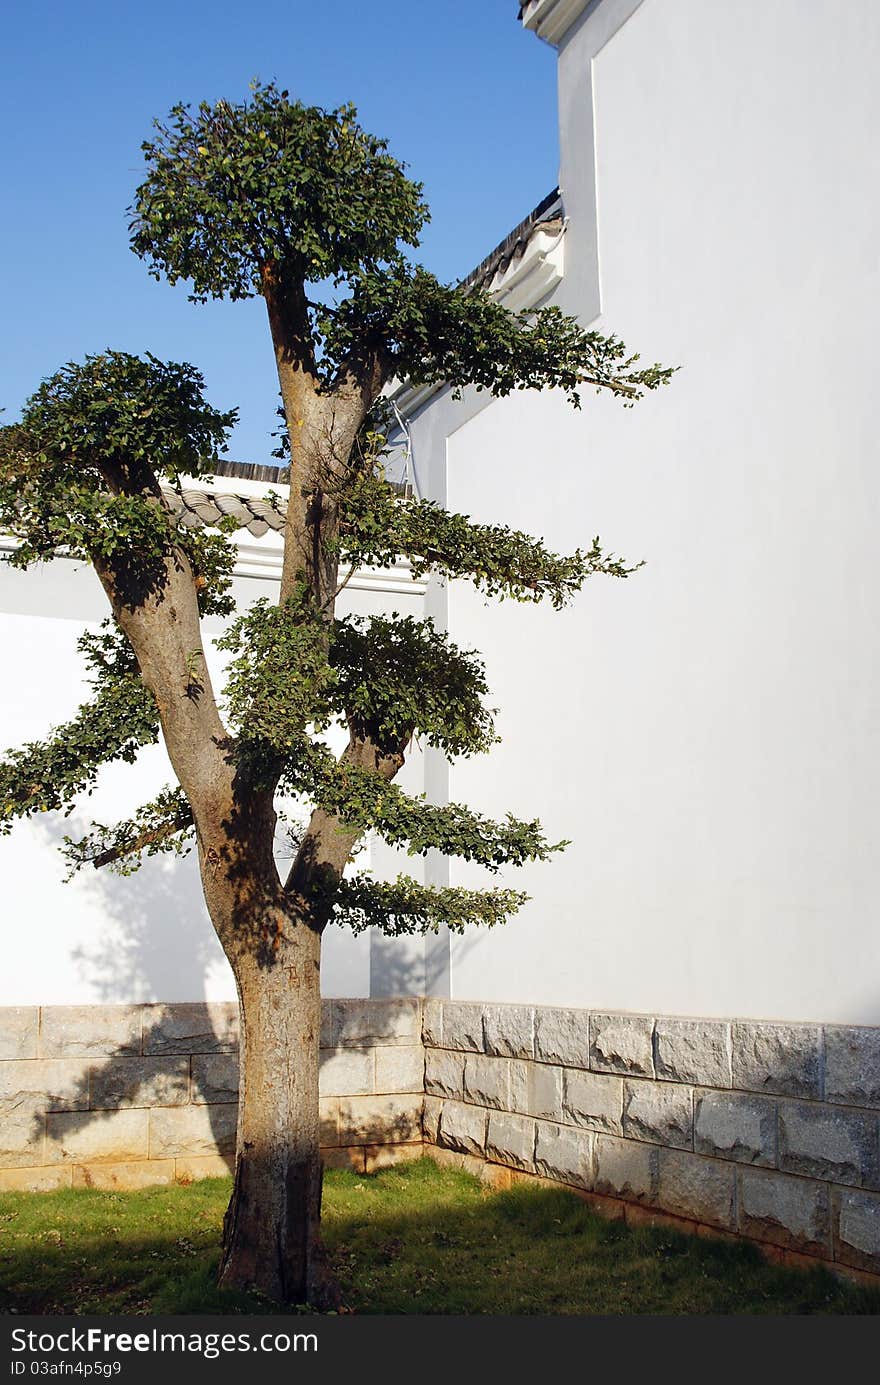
[217,919,337,1306]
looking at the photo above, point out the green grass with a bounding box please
[0,1159,877,1315]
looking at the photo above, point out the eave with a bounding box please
[388,192,566,422]
[519,0,594,47]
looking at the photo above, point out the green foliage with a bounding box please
[0,351,236,488]
[0,627,158,833]
[1,471,167,574]
[130,81,428,304]
[287,748,566,871]
[0,352,238,612]
[129,82,674,408]
[338,472,640,608]
[0,84,678,950]
[182,528,237,617]
[330,614,497,757]
[325,266,676,404]
[216,593,336,752]
[62,786,194,877]
[332,873,528,936]
[217,602,496,769]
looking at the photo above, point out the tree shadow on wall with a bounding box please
[25,815,239,1171]
[23,817,430,1172]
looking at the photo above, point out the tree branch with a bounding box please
[61,786,194,876]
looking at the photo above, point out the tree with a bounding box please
[0,82,672,1305]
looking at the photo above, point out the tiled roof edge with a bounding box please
[458,187,562,294]
[210,460,288,483]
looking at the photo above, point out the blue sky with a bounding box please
[1,1,558,463]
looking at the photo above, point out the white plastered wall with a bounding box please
[436,0,880,1022]
[0,502,428,1005]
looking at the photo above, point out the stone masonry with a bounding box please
[424,1000,880,1278]
[2,998,879,1279]
[0,999,423,1191]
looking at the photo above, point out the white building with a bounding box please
[397,0,880,1026]
[3,0,880,1027]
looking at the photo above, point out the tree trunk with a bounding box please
[217,918,337,1306]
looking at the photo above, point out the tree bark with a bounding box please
[93,525,339,1303]
[217,915,336,1305]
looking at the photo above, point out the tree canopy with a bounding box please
[0,88,672,937]
[0,78,673,1303]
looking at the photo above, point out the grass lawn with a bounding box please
[0,1158,877,1315]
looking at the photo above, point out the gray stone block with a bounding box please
[594,1135,658,1202]
[778,1102,879,1187]
[694,1091,776,1166]
[483,1004,534,1059]
[319,1001,335,1049]
[833,1187,880,1274]
[655,1018,731,1088]
[534,1007,590,1067]
[337,1093,422,1144]
[422,1095,443,1144]
[46,1108,151,1164]
[623,1080,693,1149]
[485,1110,536,1171]
[824,1027,880,1110]
[142,1003,238,1056]
[0,1166,70,1192]
[148,1103,236,1158]
[440,1003,485,1053]
[425,1048,464,1100]
[509,1061,563,1121]
[438,1100,487,1156]
[590,1013,654,1078]
[318,1048,374,1098]
[731,1022,820,1100]
[91,1056,190,1110]
[738,1167,830,1255]
[190,1054,239,1105]
[0,1007,39,1060]
[657,1149,736,1230]
[319,1098,338,1147]
[334,998,420,1047]
[562,1070,623,1134]
[0,1059,90,1114]
[0,1104,45,1168]
[422,999,443,1047]
[534,1120,593,1189]
[40,1005,142,1059]
[374,1046,424,1095]
[463,1054,510,1110]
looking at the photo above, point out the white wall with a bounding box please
[0,511,428,1005]
[430,0,880,1022]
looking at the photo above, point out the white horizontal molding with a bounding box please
[0,534,427,599]
[485,219,565,311]
[520,0,593,46]
[388,222,565,421]
[233,539,426,596]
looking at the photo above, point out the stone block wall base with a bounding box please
[3,999,880,1290]
[0,1144,427,1192]
[421,1147,880,1291]
[323,1142,424,1174]
[0,1156,236,1193]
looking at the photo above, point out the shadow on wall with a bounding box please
[36,814,223,1006]
[370,925,481,999]
[23,820,427,1167]
[370,934,427,998]
[24,996,425,1174]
